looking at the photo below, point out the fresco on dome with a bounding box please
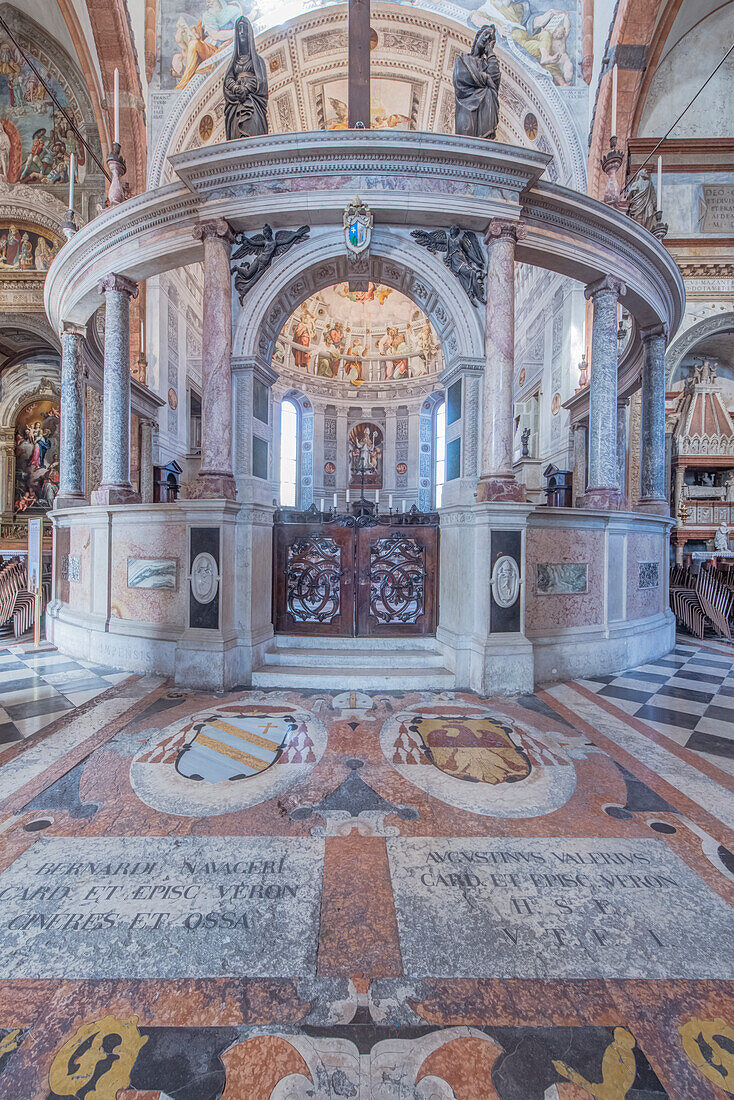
[275,283,442,386]
[162,0,575,92]
[318,78,416,130]
[0,34,84,184]
[14,398,60,514]
[0,224,58,272]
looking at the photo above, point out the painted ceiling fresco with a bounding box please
[275,282,443,385]
[162,0,576,91]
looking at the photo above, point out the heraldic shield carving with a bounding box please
[406,714,531,785]
[176,710,298,782]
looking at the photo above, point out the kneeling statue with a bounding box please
[224,16,268,140]
[454,24,501,140]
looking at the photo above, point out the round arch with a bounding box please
[666,312,734,384]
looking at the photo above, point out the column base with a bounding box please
[475,475,527,503]
[581,487,627,510]
[91,486,140,505]
[183,473,237,500]
[637,497,670,516]
[54,493,87,510]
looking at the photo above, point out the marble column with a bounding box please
[188,219,236,499]
[572,421,587,505]
[476,219,526,503]
[140,419,155,503]
[639,324,669,515]
[92,273,140,505]
[582,275,626,510]
[56,322,87,509]
[616,398,629,504]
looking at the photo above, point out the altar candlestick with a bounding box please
[333,493,337,509]
[113,68,120,145]
[346,489,350,503]
[610,64,617,139]
[388,494,393,510]
[375,489,380,503]
[68,153,75,209]
[657,155,663,209]
[401,499,406,513]
[320,498,324,512]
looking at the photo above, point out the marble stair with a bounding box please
[252,635,455,690]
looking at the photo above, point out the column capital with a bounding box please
[60,321,86,338]
[193,219,235,245]
[584,275,626,301]
[485,218,527,243]
[640,322,669,342]
[98,273,138,299]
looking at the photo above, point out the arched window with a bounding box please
[434,399,446,508]
[279,398,299,507]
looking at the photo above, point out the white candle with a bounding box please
[113,68,120,145]
[401,499,406,513]
[346,489,350,503]
[333,493,337,509]
[139,318,145,352]
[375,489,380,503]
[611,64,617,138]
[657,155,663,210]
[68,153,75,209]
[388,494,393,510]
[320,498,324,512]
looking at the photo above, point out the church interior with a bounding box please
[0,0,732,1095]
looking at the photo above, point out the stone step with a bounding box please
[271,634,441,652]
[261,644,447,668]
[251,664,455,691]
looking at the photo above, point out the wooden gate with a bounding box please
[273,510,439,637]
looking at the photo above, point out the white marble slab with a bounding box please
[127,558,177,589]
[387,836,734,979]
[0,835,324,979]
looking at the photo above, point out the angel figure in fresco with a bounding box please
[326,98,349,130]
[231,223,310,302]
[174,0,245,91]
[411,226,486,306]
[468,2,573,86]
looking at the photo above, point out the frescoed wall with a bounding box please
[14,397,60,514]
[0,223,58,271]
[275,283,442,387]
[164,0,251,90]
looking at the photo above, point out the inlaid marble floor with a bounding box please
[0,646,731,1097]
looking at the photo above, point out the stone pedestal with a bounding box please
[639,325,669,516]
[56,322,87,510]
[92,274,140,505]
[476,220,526,504]
[187,220,236,500]
[582,276,626,510]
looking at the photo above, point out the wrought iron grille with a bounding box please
[285,536,343,623]
[369,535,425,624]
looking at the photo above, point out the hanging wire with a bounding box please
[623,41,734,193]
[0,12,111,181]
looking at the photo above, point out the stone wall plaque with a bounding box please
[127,559,177,589]
[387,837,734,979]
[638,561,659,589]
[700,184,734,234]
[0,836,324,979]
[61,555,79,582]
[537,563,588,595]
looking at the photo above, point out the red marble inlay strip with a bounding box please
[538,688,734,854]
[317,836,402,978]
[571,681,734,793]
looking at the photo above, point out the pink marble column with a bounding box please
[92,273,140,505]
[476,219,526,503]
[188,219,236,500]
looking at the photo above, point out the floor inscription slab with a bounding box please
[387,836,734,979]
[0,836,324,979]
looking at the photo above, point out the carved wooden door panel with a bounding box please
[273,523,354,635]
[355,524,438,637]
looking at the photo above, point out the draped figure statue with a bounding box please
[224,17,268,140]
[453,24,501,141]
[626,169,657,231]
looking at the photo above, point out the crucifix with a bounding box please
[348,0,371,128]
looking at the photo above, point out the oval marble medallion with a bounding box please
[491,555,520,608]
[191,552,218,604]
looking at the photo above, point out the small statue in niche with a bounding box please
[520,427,531,457]
[714,522,730,552]
[411,226,486,305]
[626,169,657,231]
[453,24,501,141]
[224,16,268,140]
[231,223,310,302]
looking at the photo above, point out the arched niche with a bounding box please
[150,4,586,192]
[666,312,734,385]
[233,227,485,386]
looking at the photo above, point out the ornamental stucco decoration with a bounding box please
[491,555,521,608]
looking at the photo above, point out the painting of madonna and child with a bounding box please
[275,283,443,387]
[14,399,60,515]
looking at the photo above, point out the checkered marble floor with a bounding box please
[577,639,734,775]
[0,648,129,748]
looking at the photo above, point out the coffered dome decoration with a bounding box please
[150,5,585,190]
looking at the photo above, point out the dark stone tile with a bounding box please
[686,730,734,759]
[687,656,734,669]
[598,685,654,703]
[4,694,73,720]
[656,684,719,705]
[618,670,671,684]
[0,722,21,745]
[55,677,110,695]
[669,669,726,685]
[634,704,701,729]
[22,660,84,675]
[697,705,734,728]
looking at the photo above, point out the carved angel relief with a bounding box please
[231,223,310,303]
[410,226,486,306]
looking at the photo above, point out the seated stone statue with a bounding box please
[454,25,501,140]
[224,16,268,140]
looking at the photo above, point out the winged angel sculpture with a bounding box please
[231,224,310,303]
[410,227,486,306]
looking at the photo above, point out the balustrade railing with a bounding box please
[275,335,440,384]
